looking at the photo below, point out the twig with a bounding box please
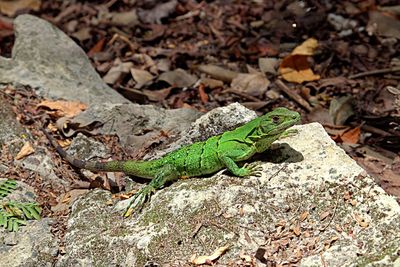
[349,66,400,79]
[320,192,340,232]
[275,79,313,112]
[267,165,287,182]
[221,89,262,102]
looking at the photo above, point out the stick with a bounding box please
[275,79,312,112]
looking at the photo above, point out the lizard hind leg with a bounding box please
[124,164,179,217]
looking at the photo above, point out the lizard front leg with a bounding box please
[218,143,262,177]
[124,164,179,217]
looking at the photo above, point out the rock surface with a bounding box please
[57,118,400,266]
[1,14,399,267]
[0,179,58,267]
[0,15,128,106]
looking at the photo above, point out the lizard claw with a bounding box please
[123,186,155,217]
[243,163,263,177]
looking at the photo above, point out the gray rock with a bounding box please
[65,102,202,155]
[56,106,400,266]
[0,94,29,155]
[0,219,58,267]
[0,179,58,267]
[0,15,128,105]
[66,133,109,161]
[19,150,70,191]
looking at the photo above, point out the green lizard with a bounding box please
[43,107,300,217]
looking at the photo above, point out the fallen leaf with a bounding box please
[279,38,320,83]
[292,223,301,236]
[110,9,139,27]
[231,72,270,97]
[37,100,87,118]
[324,235,339,249]
[258,57,278,74]
[198,84,208,104]
[88,38,105,57]
[329,96,354,125]
[57,138,71,148]
[0,0,41,17]
[130,68,154,89]
[343,191,351,201]
[319,210,331,221]
[103,59,134,84]
[138,0,177,24]
[293,38,319,55]
[15,142,34,160]
[199,78,224,89]
[340,126,361,144]
[367,11,400,39]
[51,189,89,212]
[190,245,230,265]
[142,88,172,102]
[307,106,334,125]
[0,17,13,38]
[197,64,239,83]
[72,27,91,41]
[354,214,369,228]
[299,211,309,221]
[158,68,197,88]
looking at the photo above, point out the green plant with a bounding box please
[0,179,41,232]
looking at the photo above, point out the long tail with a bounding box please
[42,128,124,173]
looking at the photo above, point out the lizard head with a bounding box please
[258,107,301,136]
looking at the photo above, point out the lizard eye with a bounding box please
[272,116,280,123]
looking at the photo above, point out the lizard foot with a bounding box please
[123,185,155,217]
[243,162,263,177]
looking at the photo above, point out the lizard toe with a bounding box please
[124,186,154,217]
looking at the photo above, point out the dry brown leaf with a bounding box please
[292,223,301,236]
[335,224,343,232]
[51,189,89,212]
[329,95,354,125]
[198,84,209,104]
[57,139,71,148]
[190,245,230,265]
[88,38,105,57]
[324,235,339,249]
[292,38,319,55]
[300,211,309,221]
[37,100,87,118]
[354,214,369,228]
[197,64,239,83]
[158,68,197,88]
[343,191,351,201]
[231,72,270,97]
[46,123,58,133]
[103,59,134,84]
[279,38,320,83]
[319,210,331,221]
[0,0,41,17]
[130,68,154,89]
[340,126,361,144]
[15,141,34,160]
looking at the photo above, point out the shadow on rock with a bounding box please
[254,143,304,164]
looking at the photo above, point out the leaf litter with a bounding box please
[1,0,400,264]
